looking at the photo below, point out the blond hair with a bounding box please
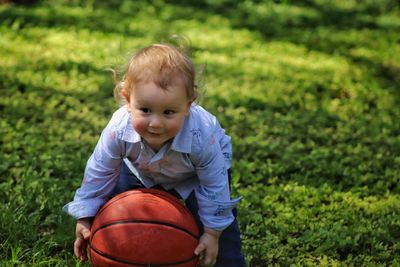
[114,43,199,104]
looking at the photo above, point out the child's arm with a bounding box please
[190,132,241,265]
[63,122,125,219]
[190,131,241,228]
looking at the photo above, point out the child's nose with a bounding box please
[149,116,162,128]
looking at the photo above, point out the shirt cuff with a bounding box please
[195,190,242,231]
[62,198,106,219]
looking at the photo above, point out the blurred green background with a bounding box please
[1,0,399,266]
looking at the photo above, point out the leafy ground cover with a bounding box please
[1,0,399,266]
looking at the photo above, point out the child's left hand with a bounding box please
[194,228,222,266]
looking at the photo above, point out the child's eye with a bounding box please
[164,110,175,115]
[140,108,151,113]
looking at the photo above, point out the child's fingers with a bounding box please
[74,237,88,261]
[201,250,216,267]
[81,228,91,240]
[74,221,91,261]
[80,237,88,261]
[194,243,208,266]
[195,247,216,267]
[194,242,206,255]
[74,237,83,259]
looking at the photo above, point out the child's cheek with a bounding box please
[133,118,147,134]
[167,120,184,136]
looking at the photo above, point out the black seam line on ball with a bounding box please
[91,220,200,239]
[88,241,198,267]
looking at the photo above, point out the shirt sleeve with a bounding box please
[190,133,241,231]
[62,124,124,219]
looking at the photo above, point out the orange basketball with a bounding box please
[88,188,200,267]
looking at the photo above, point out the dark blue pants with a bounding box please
[111,162,246,267]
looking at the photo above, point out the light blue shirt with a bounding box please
[63,104,240,231]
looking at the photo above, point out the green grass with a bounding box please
[1,0,399,266]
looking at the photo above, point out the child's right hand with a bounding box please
[74,218,93,261]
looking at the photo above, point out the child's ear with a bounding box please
[121,89,132,112]
[185,98,194,116]
[121,89,130,103]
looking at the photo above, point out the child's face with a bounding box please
[127,80,191,151]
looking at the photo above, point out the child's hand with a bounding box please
[74,218,93,261]
[194,228,222,266]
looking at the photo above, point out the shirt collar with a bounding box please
[171,113,193,153]
[120,111,141,143]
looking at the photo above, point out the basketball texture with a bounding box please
[88,188,200,267]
